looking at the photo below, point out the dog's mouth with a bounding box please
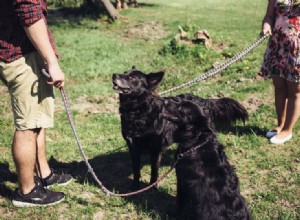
[112,81,131,94]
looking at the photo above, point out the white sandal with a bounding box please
[270,133,292,144]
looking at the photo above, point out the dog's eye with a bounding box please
[129,75,135,80]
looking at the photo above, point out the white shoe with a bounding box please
[266,130,278,139]
[270,133,292,144]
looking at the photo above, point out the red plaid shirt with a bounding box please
[0,0,58,62]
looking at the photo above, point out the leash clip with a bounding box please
[177,153,184,160]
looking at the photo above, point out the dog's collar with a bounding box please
[161,112,178,121]
[177,139,209,160]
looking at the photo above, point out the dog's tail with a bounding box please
[211,98,248,125]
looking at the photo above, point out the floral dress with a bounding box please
[261,0,300,82]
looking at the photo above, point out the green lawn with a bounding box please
[0,0,299,219]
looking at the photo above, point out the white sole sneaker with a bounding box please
[270,134,292,144]
[12,197,64,207]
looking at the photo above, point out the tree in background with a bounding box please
[89,0,120,21]
[49,0,138,21]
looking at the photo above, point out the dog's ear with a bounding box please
[184,101,214,132]
[132,66,136,70]
[147,72,164,89]
[196,107,214,132]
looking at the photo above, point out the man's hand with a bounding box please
[46,63,65,88]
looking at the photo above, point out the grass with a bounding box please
[0,0,299,219]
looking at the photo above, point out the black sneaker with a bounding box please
[12,178,65,207]
[41,169,72,188]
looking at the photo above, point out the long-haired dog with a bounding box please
[162,99,251,220]
[112,66,248,189]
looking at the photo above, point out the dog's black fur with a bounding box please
[112,66,248,189]
[162,99,251,220]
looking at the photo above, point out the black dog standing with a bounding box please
[112,66,248,190]
[112,68,174,189]
[163,100,251,220]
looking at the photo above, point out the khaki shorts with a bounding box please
[0,51,54,130]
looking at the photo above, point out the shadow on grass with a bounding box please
[47,6,104,26]
[217,124,267,137]
[0,162,17,198]
[47,124,263,218]
[46,124,261,217]
[47,2,159,26]
[0,124,263,217]
[49,147,177,219]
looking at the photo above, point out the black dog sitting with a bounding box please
[162,99,251,220]
[112,66,248,189]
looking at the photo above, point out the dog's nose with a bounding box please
[112,74,117,80]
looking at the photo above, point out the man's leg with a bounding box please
[12,129,39,195]
[35,128,51,179]
[36,127,72,188]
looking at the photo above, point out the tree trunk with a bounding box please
[92,0,120,21]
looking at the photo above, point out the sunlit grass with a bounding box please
[0,0,299,219]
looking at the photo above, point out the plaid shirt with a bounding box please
[0,0,58,62]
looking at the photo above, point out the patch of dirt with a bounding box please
[77,192,100,203]
[57,204,71,220]
[0,86,8,94]
[0,205,15,219]
[211,41,231,52]
[208,89,271,114]
[242,97,264,113]
[170,26,231,51]
[278,199,293,208]
[0,196,5,204]
[123,21,169,41]
[71,94,119,115]
[0,147,9,152]
[93,210,105,220]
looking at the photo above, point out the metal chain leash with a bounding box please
[159,35,268,96]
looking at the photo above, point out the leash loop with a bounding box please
[177,154,184,160]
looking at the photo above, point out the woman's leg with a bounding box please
[272,76,288,132]
[275,80,300,138]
